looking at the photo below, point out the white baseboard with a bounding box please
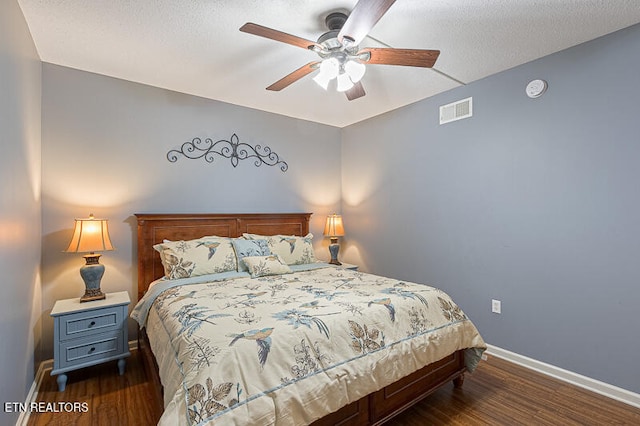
[17,359,53,426]
[18,341,139,425]
[486,344,640,409]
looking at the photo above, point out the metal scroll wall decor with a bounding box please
[167,133,288,172]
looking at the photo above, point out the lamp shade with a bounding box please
[65,214,114,253]
[323,214,345,237]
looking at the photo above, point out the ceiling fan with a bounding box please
[240,0,440,101]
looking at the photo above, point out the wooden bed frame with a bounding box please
[135,213,466,425]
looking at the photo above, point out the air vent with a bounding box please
[439,97,473,125]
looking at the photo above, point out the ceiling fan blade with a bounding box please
[345,81,366,101]
[338,0,397,45]
[266,62,320,91]
[240,23,320,50]
[360,47,440,67]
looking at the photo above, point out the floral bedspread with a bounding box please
[132,266,486,425]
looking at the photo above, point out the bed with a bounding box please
[132,213,486,425]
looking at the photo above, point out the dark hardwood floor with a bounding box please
[28,350,640,425]
[28,350,161,426]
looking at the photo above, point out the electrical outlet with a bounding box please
[491,299,501,314]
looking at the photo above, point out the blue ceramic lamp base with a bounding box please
[79,254,106,302]
[328,238,342,265]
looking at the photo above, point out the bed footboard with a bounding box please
[311,350,466,425]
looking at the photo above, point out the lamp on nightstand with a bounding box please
[65,214,114,302]
[323,214,345,265]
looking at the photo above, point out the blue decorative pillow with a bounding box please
[232,239,271,271]
[243,233,318,265]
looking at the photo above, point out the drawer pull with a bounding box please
[89,347,96,353]
[89,321,96,327]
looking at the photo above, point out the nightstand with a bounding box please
[329,262,358,271]
[50,291,131,391]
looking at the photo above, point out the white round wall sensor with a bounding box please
[526,79,547,98]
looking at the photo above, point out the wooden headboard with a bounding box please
[135,213,311,301]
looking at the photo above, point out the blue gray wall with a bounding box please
[341,23,640,393]
[0,0,42,423]
[6,1,639,412]
[40,64,342,358]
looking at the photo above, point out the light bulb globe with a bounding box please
[345,60,366,83]
[336,72,354,92]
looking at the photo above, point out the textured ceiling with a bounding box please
[18,0,640,127]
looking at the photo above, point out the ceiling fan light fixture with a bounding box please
[313,57,340,90]
[313,72,331,90]
[336,71,354,92]
[322,57,340,79]
[241,0,439,101]
[345,60,366,83]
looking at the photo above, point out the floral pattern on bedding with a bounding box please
[187,379,242,424]
[135,267,486,425]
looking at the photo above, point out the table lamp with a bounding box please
[65,214,114,302]
[323,214,345,265]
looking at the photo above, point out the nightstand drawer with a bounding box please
[58,307,124,340]
[51,292,131,391]
[57,331,124,370]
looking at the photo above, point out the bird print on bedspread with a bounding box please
[169,290,197,305]
[381,285,430,307]
[299,300,321,309]
[228,327,274,367]
[368,297,396,322]
[272,308,334,338]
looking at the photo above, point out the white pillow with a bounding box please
[153,236,237,279]
[242,254,292,278]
